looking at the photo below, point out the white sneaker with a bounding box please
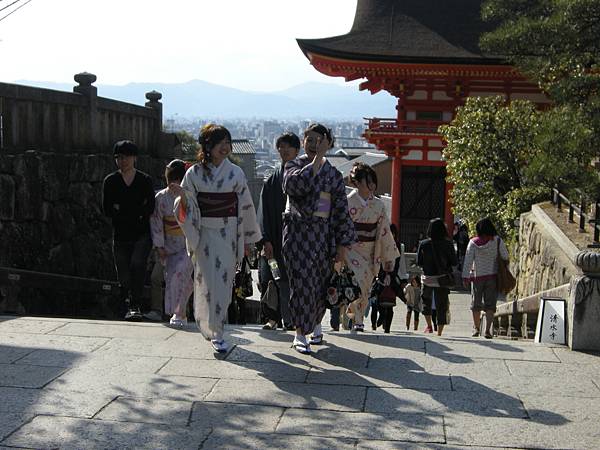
[211,339,228,353]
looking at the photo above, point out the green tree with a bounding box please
[480,0,600,134]
[176,130,199,157]
[440,96,597,240]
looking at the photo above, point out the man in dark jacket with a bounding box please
[258,132,300,330]
[102,140,155,321]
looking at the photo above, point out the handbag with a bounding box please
[368,271,397,308]
[496,239,516,295]
[326,265,362,308]
[234,256,253,298]
[431,241,455,289]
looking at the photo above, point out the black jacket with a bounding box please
[417,238,457,276]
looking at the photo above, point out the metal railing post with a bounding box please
[580,196,586,232]
[594,202,600,244]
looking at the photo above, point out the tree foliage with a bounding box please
[481,0,600,131]
[440,96,597,240]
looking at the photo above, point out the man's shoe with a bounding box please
[484,331,493,339]
[472,328,480,337]
[143,310,163,322]
[125,308,143,321]
[352,324,364,332]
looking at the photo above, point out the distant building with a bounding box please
[297,0,549,247]
[232,139,261,208]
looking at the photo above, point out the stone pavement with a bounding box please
[1,292,600,449]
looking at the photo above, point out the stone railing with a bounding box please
[0,73,176,156]
[495,249,600,351]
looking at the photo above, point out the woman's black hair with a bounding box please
[475,217,498,237]
[349,161,378,189]
[427,217,449,240]
[165,159,186,184]
[304,123,335,148]
[197,124,232,172]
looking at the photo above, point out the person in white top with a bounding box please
[461,218,509,338]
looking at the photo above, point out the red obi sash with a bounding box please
[354,222,377,242]
[196,192,238,217]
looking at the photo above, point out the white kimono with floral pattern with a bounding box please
[344,190,399,325]
[174,159,260,340]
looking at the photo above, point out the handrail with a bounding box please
[551,187,600,247]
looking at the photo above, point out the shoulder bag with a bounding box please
[496,239,516,295]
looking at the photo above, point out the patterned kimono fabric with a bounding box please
[345,190,399,326]
[282,155,357,335]
[150,188,194,316]
[175,159,260,340]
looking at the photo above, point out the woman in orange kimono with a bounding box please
[345,162,399,331]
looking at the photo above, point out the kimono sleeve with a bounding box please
[150,191,165,248]
[330,169,357,248]
[373,203,400,265]
[174,169,202,259]
[236,173,261,245]
[282,158,319,197]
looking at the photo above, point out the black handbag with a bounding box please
[234,256,253,298]
[326,265,362,308]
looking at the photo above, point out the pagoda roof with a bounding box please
[297,0,505,66]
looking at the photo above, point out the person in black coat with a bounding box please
[102,140,155,321]
[258,132,300,330]
[416,218,457,336]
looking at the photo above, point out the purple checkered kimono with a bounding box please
[282,155,357,335]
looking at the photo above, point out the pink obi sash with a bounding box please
[196,192,238,217]
[354,221,377,242]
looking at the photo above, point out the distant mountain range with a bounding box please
[14,79,397,120]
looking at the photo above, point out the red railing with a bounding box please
[365,118,445,135]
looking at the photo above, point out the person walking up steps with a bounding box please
[417,218,457,337]
[462,217,509,339]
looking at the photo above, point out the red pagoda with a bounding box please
[297,0,548,249]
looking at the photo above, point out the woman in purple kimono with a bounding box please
[282,123,357,354]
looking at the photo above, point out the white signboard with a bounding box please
[535,297,566,345]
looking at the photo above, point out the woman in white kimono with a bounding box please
[345,163,399,331]
[172,124,261,353]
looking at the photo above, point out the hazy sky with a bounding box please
[0,0,359,91]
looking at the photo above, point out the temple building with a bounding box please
[297,0,549,249]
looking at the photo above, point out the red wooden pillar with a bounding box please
[444,179,454,230]
[391,154,402,230]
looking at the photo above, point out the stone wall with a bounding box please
[0,150,170,314]
[514,205,579,299]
